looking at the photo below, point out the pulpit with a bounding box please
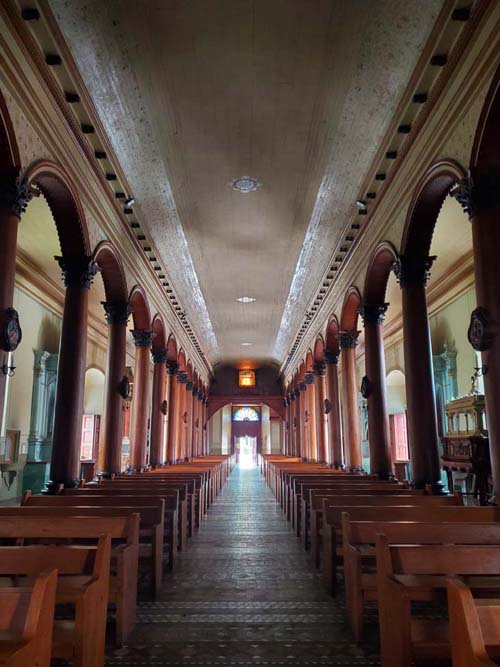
[441,393,490,504]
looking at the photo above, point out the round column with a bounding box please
[47,256,98,490]
[314,363,328,463]
[298,381,308,459]
[294,387,301,457]
[362,303,393,479]
[130,329,153,471]
[453,173,500,499]
[185,380,194,460]
[395,256,443,491]
[340,331,363,472]
[202,394,209,455]
[305,372,318,461]
[165,361,178,463]
[0,170,35,419]
[100,301,130,476]
[176,372,188,461]
[150,348,167,467]
[325,351,343,468]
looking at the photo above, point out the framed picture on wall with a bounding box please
[4,429,20,463]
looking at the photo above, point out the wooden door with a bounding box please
[389,412,409,462]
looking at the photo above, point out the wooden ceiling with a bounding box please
[49,0,444,366]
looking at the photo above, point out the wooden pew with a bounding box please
[308,492,461,566]
[376,536,500,667]
[0,511,139,645]
[20,495,164,597]
[343,516,500,641]
[0,536,111,667]
[0,569,57,667]
[301,485,422,552]
[447,579,499,667]
[322,504,500,596]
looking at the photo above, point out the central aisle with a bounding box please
[107,463,379,665]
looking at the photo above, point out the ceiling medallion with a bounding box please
[231,176,262,193]
[236,296,256,303]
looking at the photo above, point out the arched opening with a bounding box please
[151,314,167,353]
[340,287,364,471]
[385,368,408,481]
[398,160,469,491]
[81,367,105,482]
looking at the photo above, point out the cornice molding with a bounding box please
[0,1,211,384]
[282,1,500,378]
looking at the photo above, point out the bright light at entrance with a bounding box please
[236,436,256,468]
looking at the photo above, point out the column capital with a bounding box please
[289,392,296,402]
[56,255,99,289]
[361,302,389,325]
[186,380,194,391]
[0,167,38,219]
[304,373,316,385]
[102,301,131,325]
[393,254,436,289]
[166,360,178,375]
[294,386,302,397]
[324,350,339,365]
[339,330,360,349]
[192,385,199,396]
[197,389,204,400]
[313,362,326,376]
[177,371,188,384]
[131,329,153,348]
[151,348,167,364]
[451,169,500,219]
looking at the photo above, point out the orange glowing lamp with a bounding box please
[239,370,255,388]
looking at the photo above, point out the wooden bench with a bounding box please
[0,535,111,667]
[447,578,499,667]
[0,511,139,645]
[343,516,500,641]
[0,569,57,667]
[322,504,499,596]
[376,536,500,667]
[19,496,164,597]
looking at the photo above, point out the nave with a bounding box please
[106,462,377,666]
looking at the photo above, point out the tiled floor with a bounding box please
[106,463,380,665]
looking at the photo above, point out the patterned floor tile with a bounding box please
[106,464,380,665]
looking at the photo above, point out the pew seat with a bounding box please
[0,570,57,667]
[0,536,111,667]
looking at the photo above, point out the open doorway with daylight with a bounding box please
[233,406,260,468]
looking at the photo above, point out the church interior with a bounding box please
[1,0,500,665]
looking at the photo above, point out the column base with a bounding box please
[411,479,448,495]
[42,478,80,494]
[348,466,364,474]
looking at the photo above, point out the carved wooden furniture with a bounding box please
[441,393,490,504]
[447,579,499,667]
[0,570,57,667]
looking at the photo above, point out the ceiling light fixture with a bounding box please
[356,199,367,210]
[231,176,262,193]
[241,342,253,347]
[236,296,256,303]
[125,197,135,207]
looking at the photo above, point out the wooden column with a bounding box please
[0,170,34,421]
[285,395,291,455]
[202,394,208,455]
[325,351,343,468]
[175,372,188,461]
[130,329,153,471]
[453,173,500,499]
[294,388,301,457]
[314,363,328,463]
[340,331,363,472]
[47,257,97,490]
[191,388,199,457]
[298,381,308,459]
[185,380,194,459]
[100,301,130,477]
[395,256,444,492]
[305,373,318,461]
[165,361,178,463]
[150,348,167,467]
[287,393,294,456]
[362,304,393,479]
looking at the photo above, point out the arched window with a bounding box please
[233,407,259,422]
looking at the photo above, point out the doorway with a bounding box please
[235,436,257,468]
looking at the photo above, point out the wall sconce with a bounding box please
[1,362,16,377]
